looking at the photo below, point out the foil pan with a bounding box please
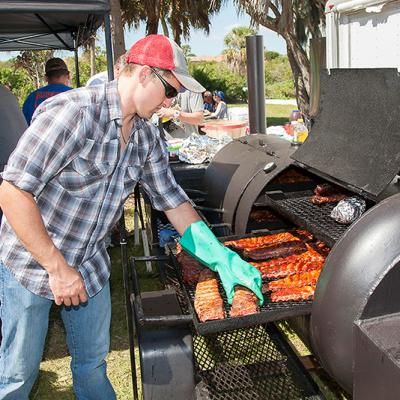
[178,134,232,164]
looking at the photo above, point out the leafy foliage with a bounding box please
[265,52,294,99]
[14,50,55,89]
[189,48,293,102]
[0,48,108,105]
[0,61,35,105]
[65,48,108,88]
[181,44,195,58]
[189,61,247,102]
[121,0,224,45]
[232,0,326,114]
[223,26,257,74]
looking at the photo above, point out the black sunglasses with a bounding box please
[150,67,178,99]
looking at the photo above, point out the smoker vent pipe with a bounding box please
[246,35,266,134]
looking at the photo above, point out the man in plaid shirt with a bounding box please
[0,35,262,399]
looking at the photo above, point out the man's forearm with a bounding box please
[179,111,204,125]
[164,201,201,235]
[0,181,65,272]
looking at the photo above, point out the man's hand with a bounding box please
[156,107,175,119]
[179,220,264,305]
[48,264,88,306]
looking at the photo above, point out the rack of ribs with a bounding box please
[243,240,308,261]
[230,286,259,317]
[250,248,325,279]
[270,286,316,302]
[194,269,225,322]
[177,251,204,285]
[224,232,298,251]
[267,270,321,292]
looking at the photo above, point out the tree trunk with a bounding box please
[236,0,320,118]
[110,0,126,61]
[146,0,161,35]
[286,45,310,115]
[160,15,169,37]
[89,38,96,76]
[284,32,311,115]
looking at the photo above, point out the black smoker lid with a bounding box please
[292,68,400,199]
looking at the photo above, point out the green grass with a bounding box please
[230,103,296,127]
[266,104,296,127]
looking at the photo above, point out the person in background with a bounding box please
[86,53,127,87]
[0,34,262,399]
[22,58,72,124]
[207,90,228,119]
[203,90,215,112]
[156,90,204,137]
[212,90,228,119]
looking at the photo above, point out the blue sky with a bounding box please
[0,1,286,61]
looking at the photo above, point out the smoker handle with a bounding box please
[130,256,193,327]
[194,205,224,213]
[184,188,207,196]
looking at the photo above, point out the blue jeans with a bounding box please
[0,262,116,400]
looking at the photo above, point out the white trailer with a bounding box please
[325,0,400,69]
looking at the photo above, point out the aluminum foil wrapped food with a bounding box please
[330,196,366,224]
[178,134,232,164]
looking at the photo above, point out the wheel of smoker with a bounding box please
[311,193,400,394]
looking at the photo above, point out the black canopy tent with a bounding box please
[0,0,114,86]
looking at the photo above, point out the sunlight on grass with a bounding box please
[230,103,296,127]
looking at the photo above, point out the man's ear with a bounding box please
[138,65,152,85]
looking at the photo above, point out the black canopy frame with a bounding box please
[0,1,115,86]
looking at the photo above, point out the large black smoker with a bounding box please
[128,64,400,400]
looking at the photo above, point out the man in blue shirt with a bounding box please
[22,57,72,124]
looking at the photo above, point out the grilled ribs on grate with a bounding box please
[243,240,307,261]
[194,269,225,322]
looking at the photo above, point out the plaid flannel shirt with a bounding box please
[0,80,188,299]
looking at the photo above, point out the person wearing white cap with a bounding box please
[156,90,205,137]
[0,34,262,399]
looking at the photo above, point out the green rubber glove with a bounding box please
[180,220,264,305]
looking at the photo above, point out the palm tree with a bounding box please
[121,0,224,45]
[223,26,257,75]
[232,0,326,116]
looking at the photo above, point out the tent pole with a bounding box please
[73,37,80,87]
[104,14,114,81]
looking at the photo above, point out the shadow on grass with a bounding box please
[267,117,288,127]
[107,236,162,353]
[30,370,75,400]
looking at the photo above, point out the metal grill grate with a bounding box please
[265,195,349,247]
[163,252,323,399]
[184,280,312,335]
[193,324,321,400]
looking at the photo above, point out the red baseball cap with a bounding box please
[126,34,205,93]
